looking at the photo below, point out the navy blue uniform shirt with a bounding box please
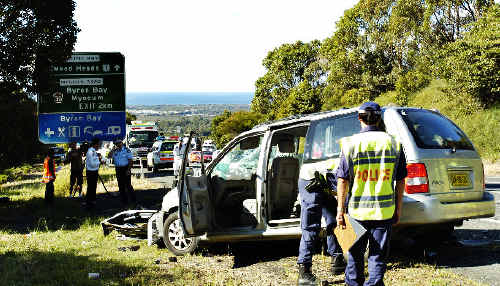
[336,125,407,181]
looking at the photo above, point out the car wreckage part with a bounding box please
[163,212,199,255]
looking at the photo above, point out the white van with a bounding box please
[148,106,495,255]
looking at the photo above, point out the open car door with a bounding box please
[178,131,213,237]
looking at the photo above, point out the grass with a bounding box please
[0,166,489,285]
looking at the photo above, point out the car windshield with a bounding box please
[127,131,159,148]
[399,109,474,150]
[160,142,176,151]
[202,151,212,155]
[303,115,360,162]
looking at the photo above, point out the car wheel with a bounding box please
[163,212,199,255]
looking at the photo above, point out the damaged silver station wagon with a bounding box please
[147,106,495,255]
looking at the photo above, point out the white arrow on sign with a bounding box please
[114,65,120,71]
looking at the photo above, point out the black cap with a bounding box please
[359,101,382,115]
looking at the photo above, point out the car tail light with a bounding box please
[405,163,429,194]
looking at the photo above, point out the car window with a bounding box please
[303,115,360,162]
[160,142,176,151]
[399,109,474,150]
[211,135,262,180]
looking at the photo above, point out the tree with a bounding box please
[435,4,500,111]
[126,112,137,125]
[210,111,265,149]
[0,0,79,169]
[318,0,494,110]
[251,40,324,120]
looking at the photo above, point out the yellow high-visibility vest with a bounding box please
[340,131,401,221]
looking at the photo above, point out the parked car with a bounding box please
[147,139,177,173]
[148,107,495,255]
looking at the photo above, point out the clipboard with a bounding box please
[334,213,367,255]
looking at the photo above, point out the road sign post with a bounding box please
[38,52,126,144]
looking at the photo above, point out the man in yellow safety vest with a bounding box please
[336,101,407,286]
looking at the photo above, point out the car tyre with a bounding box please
[163,212,199,256]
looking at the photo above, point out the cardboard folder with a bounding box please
[334,214,367,255]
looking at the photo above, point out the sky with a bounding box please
[74,0,358,93]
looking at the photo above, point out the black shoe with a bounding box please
[331,254,346,275]
[298,264,318,286]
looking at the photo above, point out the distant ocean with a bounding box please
[127,92,254,105]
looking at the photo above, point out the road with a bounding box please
[442,178,500,286]
[139,170,500,285]
[132,167,175,189]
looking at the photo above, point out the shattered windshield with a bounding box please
[212,136,262,180]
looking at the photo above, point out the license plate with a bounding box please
[450,173,470,187]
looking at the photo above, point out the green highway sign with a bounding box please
[39,52,125,113]
[38,52,126,144]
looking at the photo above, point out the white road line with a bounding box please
[479,218,500,224]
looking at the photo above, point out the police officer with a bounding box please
[66,142,83,197]
[110,138,136,205]
[336,102,407,286]
[297,170,346,285]
[85,137,102,208]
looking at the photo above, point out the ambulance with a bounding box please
[126,121,159,167]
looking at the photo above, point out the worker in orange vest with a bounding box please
[42,148,56,204]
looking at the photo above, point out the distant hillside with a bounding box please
[127,92,254,105]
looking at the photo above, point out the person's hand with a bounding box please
[392,209,401,226]
[336,212,346,229]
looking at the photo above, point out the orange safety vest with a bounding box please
[42,157,56,183]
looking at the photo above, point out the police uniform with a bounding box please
[112,144,136,204]
[85,145,101,206]
[336,102,407,286]
[297,159,345,285]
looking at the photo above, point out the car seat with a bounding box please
[269,135,300,219]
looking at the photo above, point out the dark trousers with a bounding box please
[69,170,83,194]
[345,219,392,286]
[115,166,136,204]
[44,181,54,203]
[86,170,98,204]
[297,178,341,265]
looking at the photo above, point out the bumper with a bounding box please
[400,191,496,225]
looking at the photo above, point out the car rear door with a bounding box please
[178,132,214,237]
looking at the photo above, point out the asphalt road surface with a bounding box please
[139,170,500,285]
[444,178,500,286]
